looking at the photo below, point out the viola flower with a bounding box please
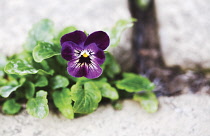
[60,30,110,79]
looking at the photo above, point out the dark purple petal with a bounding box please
[60,30,87,47]
[84,31,110,50]
[67,59,102,79]
[61,41,83,61]
[85,61,103,79]
[67,60,87,78]
[85,43,105,65]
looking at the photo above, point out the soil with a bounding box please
[128,0,210,96]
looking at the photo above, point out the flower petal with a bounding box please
[67,60,87,78]
[60,30,87,47]
[85,43,105,65]
[84,31,110,50]
[61,41,83,61]
[67,59,102,79]
[85,61,103,79]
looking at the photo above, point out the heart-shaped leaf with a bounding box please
[53,88,74,119]
[2,99,21,114]
[4,59,53,75]
[50,75,69,89]
[96,82,119,100]
[0,85,21,98]
[71,82,101,114]
[34,76,48,87]
[116,73,155,92]
[24,19,54,51]
[33,42,60,62]
[133,92,158,113]
[26,90,49,119]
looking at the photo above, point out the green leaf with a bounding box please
[39,59,51,70]
[0,55,7,70]
[116,73,155,92]
[24,82,35,99]
[67,76,95,83]
[106,18,136,47]
[5,59,38,75]
[0,70,4,77]
[71,82,102,114]
[101,52,120,78]
[2,99,21,115]
[133,92,158,113]
[4,59,53,75]
[53,88,74,119]
[34,76,48,87]
[136,0,151,10]
[19,77,26,85]
[11,51,33,63]
[37,60,54,75]
[0,78,7,86]
[38,69,54,75]
[26,90,49,119]
[56,55,68,66]
[96,82,119,100]
[122,72,142,78]
[24,19,54,51]
[8,75,20,85]
[33,42,61,62]
[113,101,123,110]
[51,75,69,89]
[0,85,21,98]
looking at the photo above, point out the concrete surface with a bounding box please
[155,0,210,70]
[1,1,210,136]
[1,94,210,136]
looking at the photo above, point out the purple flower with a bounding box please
[60,30,110,79]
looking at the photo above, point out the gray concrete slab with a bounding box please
[1,94,210,136]
[156,0,210,70]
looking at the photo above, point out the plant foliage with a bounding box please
[0,19,158,119]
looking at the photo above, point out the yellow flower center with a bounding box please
[82,53,89,58]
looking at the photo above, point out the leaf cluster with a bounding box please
[0,19,158,119]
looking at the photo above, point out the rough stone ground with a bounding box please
[1,0,210,136]
[155,0,210,70]
[0,0,129,53]
[1,94,210,136]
